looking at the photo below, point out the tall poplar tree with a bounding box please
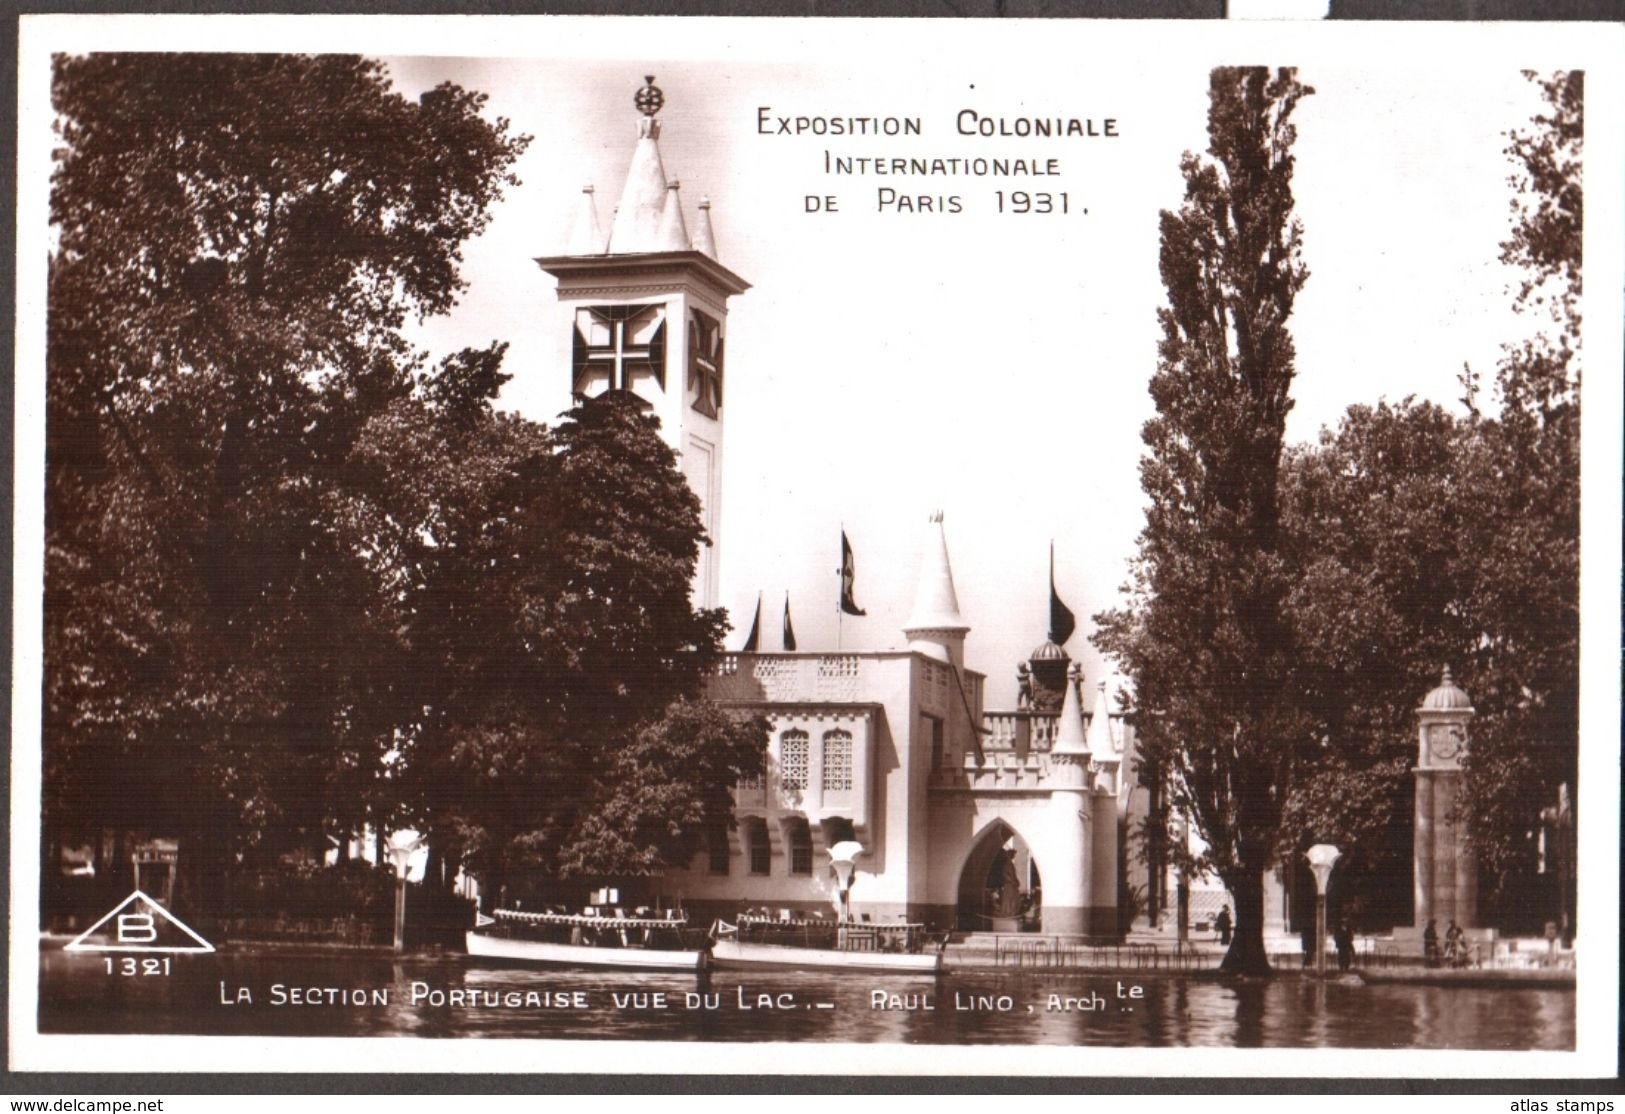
[1096,67,1313,974]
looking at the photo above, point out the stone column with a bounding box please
[1412,667,1475,929]
[1414,770,1436,928]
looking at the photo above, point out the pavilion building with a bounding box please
[537,77,1139,936]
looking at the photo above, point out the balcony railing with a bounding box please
[713,653,866,703]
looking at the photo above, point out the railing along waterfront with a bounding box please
[969,935,1222,972]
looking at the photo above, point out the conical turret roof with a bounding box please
[903,512,969,636]
[566,185,606,255]
[692,197,719,258]
[1052,663,1089,756]
[656,180,690,251]
[1086,679,1116,757]
[606,113,670,253]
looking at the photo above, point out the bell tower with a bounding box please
[537,76,750,610]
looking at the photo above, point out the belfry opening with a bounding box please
[957,822,1042,933]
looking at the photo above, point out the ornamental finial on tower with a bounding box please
[635,75,664,117]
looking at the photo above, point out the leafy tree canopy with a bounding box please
[44,52,530,871]
[46,54,765,916]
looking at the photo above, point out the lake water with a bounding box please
[37,949,1574,1049]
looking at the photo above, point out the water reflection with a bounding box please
[38,949,1574,1049]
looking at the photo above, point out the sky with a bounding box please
[381,41,1550,707]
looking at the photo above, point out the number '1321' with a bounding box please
[105,957,171,976]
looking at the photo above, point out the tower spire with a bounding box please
[607,76,671,254]
[1052,662,1089,756]
[903,511,970,666]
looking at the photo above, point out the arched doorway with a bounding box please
[956,821,1042,932]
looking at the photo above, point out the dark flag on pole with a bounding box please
[1049,542,1076,646]
[839,530,867,616]
[740,592,762,652]
[783,595,798,652]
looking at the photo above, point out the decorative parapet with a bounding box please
[982,709,1060,759]
[712,653,867,703]
[939,705,1130,796]
[941,749,1058,793]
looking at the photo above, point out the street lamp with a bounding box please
[386,831,423,953]
[828,840,864,923]
[1304,843,1341,977]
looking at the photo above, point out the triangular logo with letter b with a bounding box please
[64,890,215,953]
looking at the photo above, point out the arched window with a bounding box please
[779,730,809,791]
[785,818,813,876]
[743,818,771,876]
[707,824,730,875]
[822,730,853,791]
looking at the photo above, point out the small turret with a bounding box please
[1052,662,1089,757]
[1086,680,1115,757]
[1086,678,1121,793]
[903,512,970,667]
[693,197,719,258]
[567,185,606,255]
[656,180,690,251]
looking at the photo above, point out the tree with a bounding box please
[1260,72,1582,932]
[1275,400,1476,928]
[1095,67,1313,974]
[44,53,528,906]
[383,393,754,896]
[1457,70,1580,916]
[561,700,769,879]
[45,53,765,923]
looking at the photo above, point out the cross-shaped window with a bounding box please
[688,309,724,418]
[572,304,667,398]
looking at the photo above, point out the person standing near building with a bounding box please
[1334,921,1354,972]
[1444,920,1464,966]
[1214,904,1232,946]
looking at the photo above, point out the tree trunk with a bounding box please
[1219,868,1273,975]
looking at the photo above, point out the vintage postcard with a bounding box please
[10,15,1622,1078]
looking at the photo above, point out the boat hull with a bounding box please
[710,937,942,974]
[465,931,702,972]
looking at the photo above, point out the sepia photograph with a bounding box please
[9,14,1621,1078]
